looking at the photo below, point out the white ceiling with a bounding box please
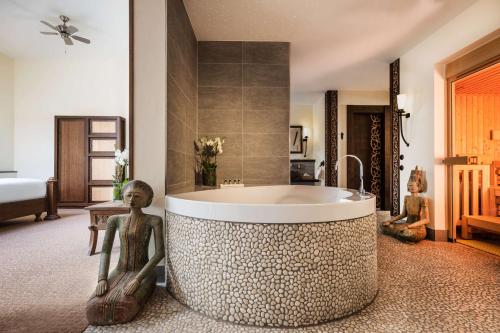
[0,0,128,59]
[184,0,477,103]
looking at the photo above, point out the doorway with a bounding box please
[448,61,500,255]
[347,105,392,210]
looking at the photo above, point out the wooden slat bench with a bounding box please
[462,215,500,239]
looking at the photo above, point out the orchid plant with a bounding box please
[112,148,129,200]
[195,137,224,186]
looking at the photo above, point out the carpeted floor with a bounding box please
[2,211,500,333]
[85,235,500,333]
[0,209,119,333]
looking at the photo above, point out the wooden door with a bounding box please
[347,105,391,209]
[57,118,87,203]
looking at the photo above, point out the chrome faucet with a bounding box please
[335,155,365,196]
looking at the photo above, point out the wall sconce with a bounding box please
[397,94,410,147]
[302,127,309,157]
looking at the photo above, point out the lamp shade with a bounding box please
[303,127,309,138]
[397,94,407,110]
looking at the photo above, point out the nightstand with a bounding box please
[84,201,130,256]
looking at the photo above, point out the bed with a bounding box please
[0,177,59,222]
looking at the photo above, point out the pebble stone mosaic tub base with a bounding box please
[165,212,378,327]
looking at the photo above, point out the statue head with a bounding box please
[408,166,427,193]
[407,180,420,194]
[122,180,154,208]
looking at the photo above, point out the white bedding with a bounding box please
[0,178,46,204]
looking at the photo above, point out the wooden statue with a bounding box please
[383,167,429,243]
[86,180,164,325]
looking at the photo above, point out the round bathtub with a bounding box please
[165,185,377,327]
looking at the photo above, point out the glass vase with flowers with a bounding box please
[195,137,224,187]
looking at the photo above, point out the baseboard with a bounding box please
[426,227,448,242]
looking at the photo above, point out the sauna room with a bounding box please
[448,61,500,254]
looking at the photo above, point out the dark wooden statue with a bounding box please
[86,180,164,325]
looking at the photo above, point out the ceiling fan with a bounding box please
[40,15,91,46]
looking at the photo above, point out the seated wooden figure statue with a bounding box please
[86,180,164,325]
[383,174,429,243]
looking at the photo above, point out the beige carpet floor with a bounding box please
[0,209,119,333]
[2,210,500,333]
[85,235,500,333]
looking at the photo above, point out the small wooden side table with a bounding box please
[84,201,130,256]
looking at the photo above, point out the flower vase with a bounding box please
[202,169,217,187]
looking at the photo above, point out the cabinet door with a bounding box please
[90,138,117,154]
[90,120,117,134]
[57,119,86,203]
[90,157,115,181]
[90,186,113,202]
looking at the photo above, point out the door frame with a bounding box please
[128,0,134,178]
[346,105,392,211]
[325,75,400,215]
[445,36,500,240]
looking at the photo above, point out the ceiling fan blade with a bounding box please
[71,35,90,44]
[64,37,73,45]
[40,20,58,31]
[40,31,58,35]
[66,25,78,35]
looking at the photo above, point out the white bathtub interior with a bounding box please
[166,185,375,224]
[169,185,353,204]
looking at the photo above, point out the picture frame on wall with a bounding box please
[289,125,303,153]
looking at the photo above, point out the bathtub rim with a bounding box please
[165,186,376,223]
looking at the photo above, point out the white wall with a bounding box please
[13,56,128,180]
[0,53,14,171]
[337,91,389,187]
[133,0,166,218]
[399,0,500,231]
[290,104,314,159]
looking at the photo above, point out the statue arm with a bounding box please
[98,216,118,282]
[137,217,165,282]
[124,216,164,296]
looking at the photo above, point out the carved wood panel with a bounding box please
[390,59,401,216]
[325,90,338,187]
[369,114,383,208]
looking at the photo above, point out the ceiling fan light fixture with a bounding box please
[39,15,91,46]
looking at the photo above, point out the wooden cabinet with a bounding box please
[55,116,125,207]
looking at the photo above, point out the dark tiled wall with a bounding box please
[166,0,197,194]
[198,42,290,185]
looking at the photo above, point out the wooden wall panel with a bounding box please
[454,93,500,163]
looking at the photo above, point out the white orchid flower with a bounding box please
[121,149,129,162]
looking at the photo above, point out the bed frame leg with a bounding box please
[44,177,60,220]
